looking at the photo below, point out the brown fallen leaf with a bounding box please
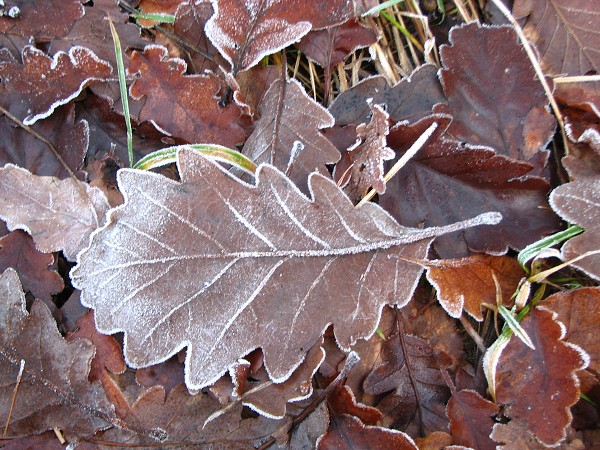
[0,45,111,125]
[549,177,600,281]
[0,268,114,438]
[446,390,498,450]
[0,164,110,260]
[204,0,355,73]
[425,254,523,320]
[71,147,500,391]
[242,78,341,193]
[0,231,64,302]
[128,45,245,147]
[495,307,589,446]
[438,23,555,163]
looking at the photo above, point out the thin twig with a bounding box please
[3,360,25,437]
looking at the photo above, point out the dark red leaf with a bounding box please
[446,390,498,450]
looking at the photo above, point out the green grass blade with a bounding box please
[517,225,584,271]
[362,0,406,16]
[109,20,134,167]
[133,144,257,176]
[132,12,176,24]
[498,305,535,350]
[380,11,424,52]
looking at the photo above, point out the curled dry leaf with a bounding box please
[129,45,245,147]
[0,268,114,438]
[205,0,355,73]
[336,102,395,203]
[446,390,498,450]
[550,177,600,281]
[0,164,110,260]
[0,45,111,125]
[242,78,340,193]
[425,254,523,320]
[71,148,500,391]
[329,64,446,125]
[0,231,64,302]
[495,307,589,446]
[0,103,88,179]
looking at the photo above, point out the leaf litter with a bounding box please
[1,1,600,447]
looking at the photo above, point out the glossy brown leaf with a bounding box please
[0,231,63,302]
[317,386,417,450]
[329,64,446,125]
[0,103,87,179]
[337,102,394,203]
[0,0,83,40]
[446,390,498,450]
[495,307,588,446]
[550,177,600,281]
[438,23,555,162]
[0,164,110,261]
[425,254,523,320]
[204,0,355,73]
[362,323,453,435]
[71,147,499,391]
[380,115,560,257]
[242,78,341,192]
[296,19,377,70]
[128,45,245,147]
[513,0,600,76]
[0,45,111,125]
[542,287,600,375]
[0,268,114,438]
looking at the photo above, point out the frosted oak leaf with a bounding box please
[71,148,500,390]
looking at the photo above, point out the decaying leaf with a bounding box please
[513,0,600,76]
[0,231,64,302]
[0,268,114,438]
[329,64,446,125]
[550,177,600,281]
[438,23,555,162]
[0,164,111,260]
[336,102,394,203]
[380,115,560,257]
[317,385,417,450]
[129,45,245,147]
[72,147,500,391]
[425,254,523,320]
[0,103,88,179]
[205,0,355,73]
[495,307,589,446]
[0,45,111,125]
[242,78,340,193]
[446,390,498,450]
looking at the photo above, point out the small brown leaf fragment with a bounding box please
[425,254,523,320]
[328,385,382,425]
[0,45,112,125]
[0,231,63,302]
[136,355,186,396]
[296,19,377,71]
[549,177,600,281]
[0,268,114,438]
[0,103,88,179]
[446,390,498,450]
[128,45,245,147]
[0,164,111,261]
[329,64,446,125]
[0,0,83,40]
[542,287,600,374]
[495,307,588,446]
[337,103,394,203]
[242,78,340,193]
[204,0,355,73]
[438,23,555,162]
[491,419,552,450]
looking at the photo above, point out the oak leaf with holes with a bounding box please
[71,147,500,391]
